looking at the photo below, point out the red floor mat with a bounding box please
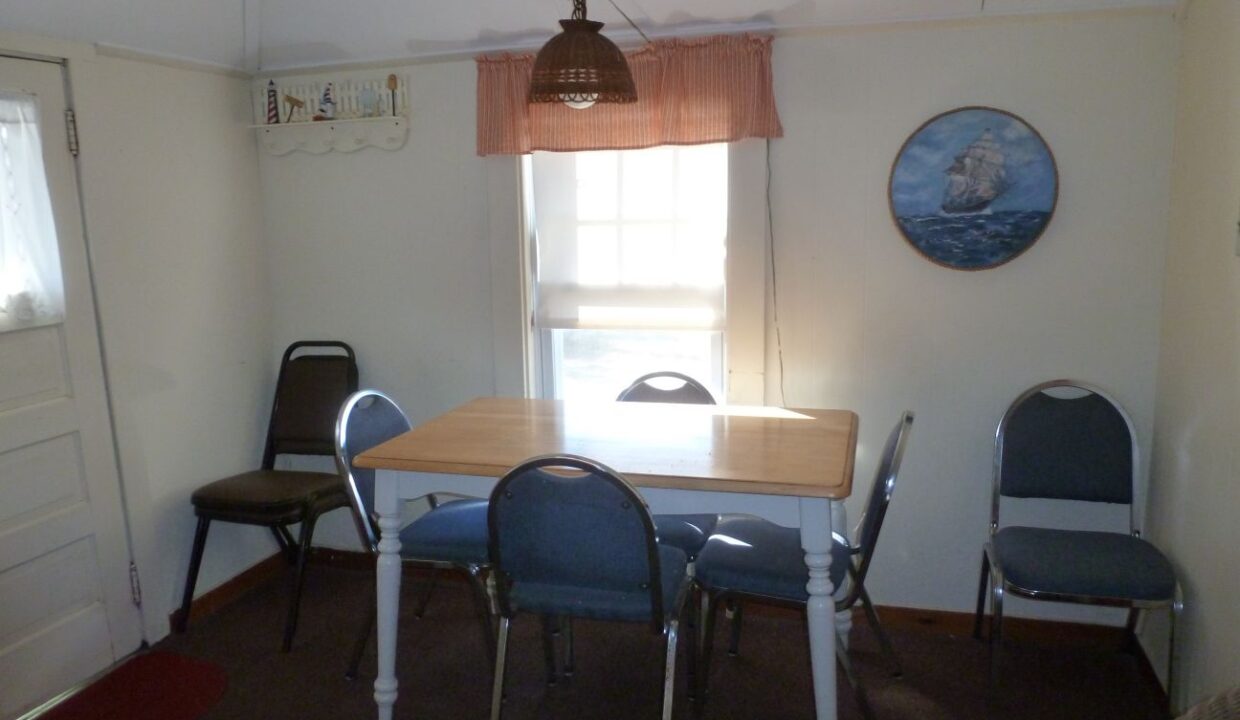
[41,651,226,720]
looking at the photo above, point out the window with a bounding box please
[528,144,728,402]
[0,92,64,330]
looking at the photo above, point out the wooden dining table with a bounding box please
[355,396,859,720]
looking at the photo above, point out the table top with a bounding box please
[356,397,858,498]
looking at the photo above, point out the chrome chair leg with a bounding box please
[696,591,722,708]
[726,600,743,656]
[490,616,511,720]
[413,566,440,618]
[662,617,681,720]
[562,616,575,677]
[857,583,902,677]
[1167,587,1183,714]
[465,567,496,663]
[989,574,1005,683]
[836,633,877,720]
[973,552,990,639]
[540,615,559,686]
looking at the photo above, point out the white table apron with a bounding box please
[372,470,847,720]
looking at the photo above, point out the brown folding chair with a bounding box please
[175,341,358,651]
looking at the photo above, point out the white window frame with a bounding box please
[484,140,769,405]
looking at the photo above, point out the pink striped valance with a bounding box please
[476,34,783,156]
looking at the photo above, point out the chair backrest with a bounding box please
[488,454,664,631]
[992,380,1136,531]
[334,389,412,553]
[616,371,716,405]
[845,411,914,605]
[263,340,359,467]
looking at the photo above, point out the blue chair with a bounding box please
[618,371,720,562]
[973,380,1181,689]
[693,411,915,718]
[487,454,693,720]
[334,389,493,680]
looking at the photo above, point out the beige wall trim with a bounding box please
[0,30,94,62]
[95,44,251,79]
[258,4,1173,75]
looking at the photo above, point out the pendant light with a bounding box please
[529,0,637,110]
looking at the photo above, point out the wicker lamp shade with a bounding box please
[530,1,637,107]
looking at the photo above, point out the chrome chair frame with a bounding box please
[487,454,692,720]
[973,379,1182,700]
[335,389,495,680]
[617,370,717,404]
[693,412,914,720]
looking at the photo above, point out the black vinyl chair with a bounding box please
[973,380,1181,692]
[693,411,915,719]
[618,371,720,562]
[487,455,693,720]
[176,341,358,651]
[334,389,493,680]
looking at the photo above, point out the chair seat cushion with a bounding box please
[991,526,1176,602]
[654,513,719,560]
[510,544,690,622]
[191,470,346,523]
[399,499,490,566]
[694,514,850,603]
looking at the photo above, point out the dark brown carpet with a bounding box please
[155,564,1167,720]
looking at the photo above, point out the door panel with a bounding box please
[0,55,142,718]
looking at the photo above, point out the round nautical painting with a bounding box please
[888,106,1058,270]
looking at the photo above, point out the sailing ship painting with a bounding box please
[889,107,1057,270]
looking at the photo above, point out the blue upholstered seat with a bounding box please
[654,513,719,560]
[694,516,849,602]
[488,455,691,720]
[991,526,1176,601]
[692,413,914,720]
[399,498,490,567]
[335,389,495,680]
[617,372,719,562]
[510,544,688,621]
[975,381,1182,693]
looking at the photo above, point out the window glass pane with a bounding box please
[575,151,618,222]
[621,223,674,285]
[621,146,675,221]
[576,225,619,285]
[554,329,720,403]
[0,92,64,330]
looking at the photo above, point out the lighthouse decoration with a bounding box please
[315,83,336,120]
[265,80,279,124]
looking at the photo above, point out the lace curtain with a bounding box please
[0,91,64,329]
[477,34,783,156]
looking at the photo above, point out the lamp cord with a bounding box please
[605,0,653,44]
[767,138,787,408]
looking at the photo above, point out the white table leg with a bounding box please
[831,500,852,651]
[375,470,402,720]
[800,496,838,720]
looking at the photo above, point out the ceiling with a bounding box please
[0,0,1175,72]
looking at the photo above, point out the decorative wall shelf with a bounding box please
[251,116,409,155]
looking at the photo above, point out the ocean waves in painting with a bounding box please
[896,211,1051,269]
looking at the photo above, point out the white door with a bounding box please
[0,55,143,718]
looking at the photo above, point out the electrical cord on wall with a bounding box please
[767,138,787,407]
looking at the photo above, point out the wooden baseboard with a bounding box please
[871,604,1168,707]
[169,552,288,631]
[168,550,1168,707]
[168,547,454,631]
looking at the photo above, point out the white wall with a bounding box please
[1146,0,1240,707]
[259,60,503,548]
[763,11,1178,623]
[72,55,271,640]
